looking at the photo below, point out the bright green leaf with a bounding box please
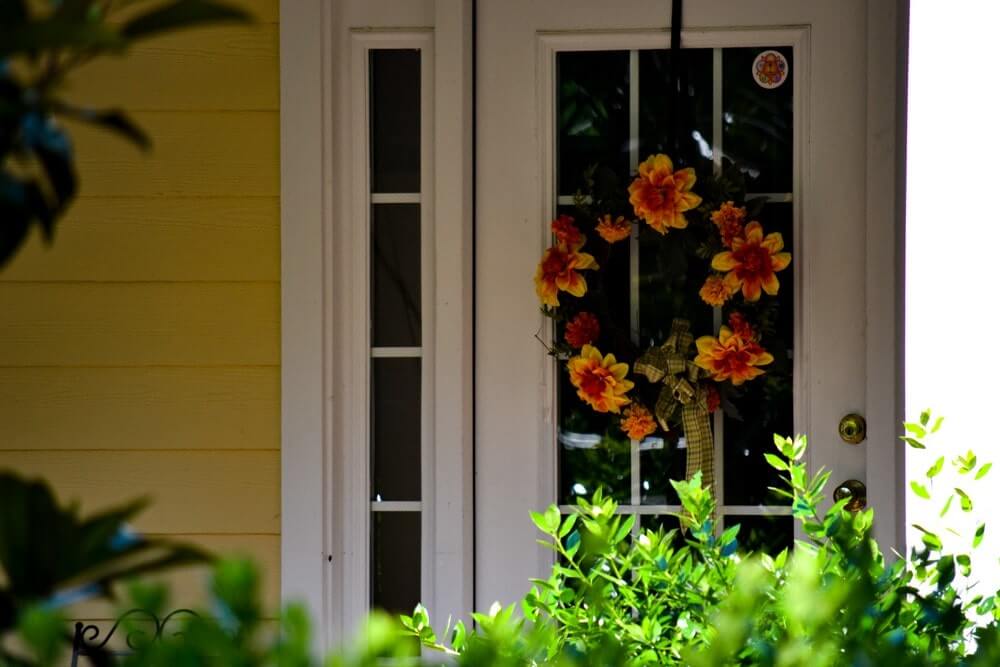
[910,481,931,500]
[926,456,945,479]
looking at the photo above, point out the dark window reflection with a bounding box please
[371,358,421,501]
[557,51,630,195]
[371,511,421,613]
[371,204,421,347]
[724,514,793,555]
[370,49,421,193]
[639,48,714,176]
[723,47,794,193]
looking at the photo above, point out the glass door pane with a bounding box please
[553,44,795,552]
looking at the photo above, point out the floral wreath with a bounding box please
[534,154,792,494]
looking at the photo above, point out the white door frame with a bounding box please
[280,0,474,649]
[279,0,906,645]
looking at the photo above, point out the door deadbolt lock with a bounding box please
[834,479,867,513]
[838,413,867,444]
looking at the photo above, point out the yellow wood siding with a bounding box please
[0,2,281,620]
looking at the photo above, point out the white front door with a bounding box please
[475,0,903,610]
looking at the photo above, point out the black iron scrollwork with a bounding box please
[70,608,200,665]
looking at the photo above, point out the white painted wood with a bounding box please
[476,0,900,610]
[371,193,422,204]
[430,0,476,629]
[280,0,329,650]
[864,0,908,552]
[371,347,423,358]
[282,0,473,645]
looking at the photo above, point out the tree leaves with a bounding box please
[0,0,251,269]
[121,0,251,40]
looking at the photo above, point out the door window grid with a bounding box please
[367,48,425,614]
[555,47,795,525]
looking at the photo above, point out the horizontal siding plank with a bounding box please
[70,25,278,111]
[0,367,278,450]
[0,451,279,534]
[68,534,281,620]
[70,112,278,198]
[104,0,279,23]
[2,197,279,282]
[0,283,279,366]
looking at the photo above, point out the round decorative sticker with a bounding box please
[752,50,788,89]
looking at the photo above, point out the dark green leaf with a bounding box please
[0,21,125,57]
[58,106,150,150]
[120,0,251,41]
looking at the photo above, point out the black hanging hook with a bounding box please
[668,0,683,157]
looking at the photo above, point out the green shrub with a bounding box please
[404,413,1000,665]
[11,413,1000,665]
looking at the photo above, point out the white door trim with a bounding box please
[280,0,475,648]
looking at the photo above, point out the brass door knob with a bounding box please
[839,413,867,444]
[833,479,867,512]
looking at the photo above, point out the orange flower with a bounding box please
[699,275,735,307]
[551,214,584,249]
[694,326,774,386]
[710,221,791,302]
[711,201,747,248]
[534,244,597,306]
[628,154,702,234]
[726,311,756,343]
[620,404,657,440]
[567,344,634,414]
[596,214,632,243]
[564,311,601,348]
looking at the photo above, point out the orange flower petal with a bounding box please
[673,167,697,190]
[744,221,764,244]
[711,252,738,271]
[742,278,762,302]
[678,191,703,211]
[761,232,785,253]
[771,252,792,272]
[762,272,780,296]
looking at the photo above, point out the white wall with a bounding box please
[906,0,1000,585]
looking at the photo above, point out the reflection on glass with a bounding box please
[372,204,421,347]
[371,358,421,501]
[370,50,420,193]
[557,51,630,196]
[639,48,714,176]
[723,514,793,555]
[554,48,795,553]
[371,511,421,613]
[723,47,794,193]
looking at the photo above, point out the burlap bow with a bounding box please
[634,319,715,494]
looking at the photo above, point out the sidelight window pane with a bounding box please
[371,204,421,347]
[371,358,422,502]
[371,511,421,613]
[370,49,421,193]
